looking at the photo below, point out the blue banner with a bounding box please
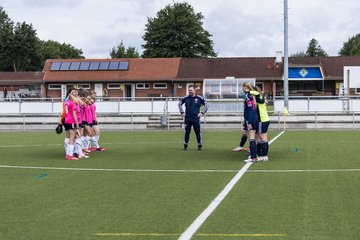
[288,67,323,80]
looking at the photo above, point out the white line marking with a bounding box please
[0,165,359,174]
[177,131,285,240]
[0,165,238,173]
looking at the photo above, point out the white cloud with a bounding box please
[0,0,359,58]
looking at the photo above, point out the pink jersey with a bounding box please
[90,103,97,121]
[80,105,86,123]
[64,100,78,124]
[84,105,93,124]
[76,104,83,123]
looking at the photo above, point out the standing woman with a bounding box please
[63,90,80,160]
[251,86,270,161]
[242,82,258,162]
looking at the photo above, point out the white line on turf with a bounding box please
[0,165,359,173]
[177,130,285,240]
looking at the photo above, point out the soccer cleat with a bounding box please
[83,149,91,154]
[257,156,265,162]
[232,146,244,152]
[263,156,269,161]
[198,145,202,151]
[66,155,79,160]
[78,154,89,159]
[96,147,106,151]
[244,156,257,163]
[88,147,97,152]
[183,144,188,151]
[73,153,79,158]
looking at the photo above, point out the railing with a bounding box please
[2,96,360,114]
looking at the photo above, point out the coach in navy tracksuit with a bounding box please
[178,85,208,150]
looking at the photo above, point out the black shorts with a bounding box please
[256,121,270,134]
[64,123,77,131]
[80,121,86,128]
[245,119,258,131]
[242,121,248,131]
[92,120,98,126]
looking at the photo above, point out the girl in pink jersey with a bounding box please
[63,93,80,160]
[89,96,106,151]
[82,95,96,152]
[73,92,89,159]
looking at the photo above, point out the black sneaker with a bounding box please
[183,144,188,151]
[198,145,202,151]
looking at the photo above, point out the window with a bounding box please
[136,83,150,89]
[177,82,183,88]
[153,83,167,89]
[256,82,264,92]
[77,83,90,89]
[209,84,220,93]
[49,84,62,90]
[356,88,360,94]
[107,83,121,89]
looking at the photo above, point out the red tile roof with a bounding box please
[0,71,44,84]
[43,58,181,82]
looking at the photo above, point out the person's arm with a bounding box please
[178,98,185,114]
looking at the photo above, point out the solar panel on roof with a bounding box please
[108,61,120,70]
[118,61,129,70]
[79,62,90,70]
[50,62,61,71]
[89,62,100,70]
[59,62,71,70]
[69,62,81,70]
[99,62,110,70]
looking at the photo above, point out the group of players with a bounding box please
[56,88,106,160]
[178,83,270,163]
[232,82,270,162]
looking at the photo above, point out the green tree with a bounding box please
[142,2,217,58]
[12,22,41,71]
[290,51,307,57]
[339,33,360,56]
[306,38,328,57]
[39,40,84,63]
[291,38,328,57]
[0,7,15,71]
[110,41,139,58]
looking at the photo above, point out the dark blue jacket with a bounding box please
[243,92,258,123]
[178,95,208,118]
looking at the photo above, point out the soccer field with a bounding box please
[0,130,359,240]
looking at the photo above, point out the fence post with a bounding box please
[23,114,26,131]
[278,111,280,130]
[353,111,355,130]
[308,97,310,113]
[315,111,317,129]
[131,112,133,130]
[117,98,120,114]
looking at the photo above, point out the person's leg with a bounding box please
[183,117,192,150]
[193,118,202,150]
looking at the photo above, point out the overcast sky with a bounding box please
[1,0,359,59]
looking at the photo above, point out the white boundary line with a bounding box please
[0,164,359,173]
[177,131,285,240]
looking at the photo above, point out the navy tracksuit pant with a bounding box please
[184,116,202,146]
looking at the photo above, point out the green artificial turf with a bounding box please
[0,130,359,240]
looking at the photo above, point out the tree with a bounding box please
[339,33,360,56]
[110,41,139,58]
[306,38,328,57]
[291,38,328,57]
[142,2,217,58]
[0,7,15,71]
[12,22,42,71]
[39,40,84,63]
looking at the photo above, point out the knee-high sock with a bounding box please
[66,144,74,156]
[249,139,257,159]
[262,141,269,156]
[239,134,247,147]
[64,138,69,154]
[75,138,83,154]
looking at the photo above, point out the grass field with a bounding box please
[0,130,360,240]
